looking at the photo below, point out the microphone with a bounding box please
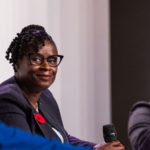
[103,124,117,142]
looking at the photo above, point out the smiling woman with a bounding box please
[18,43,57,88]
[0,25,124,150]
[15,41,60,108]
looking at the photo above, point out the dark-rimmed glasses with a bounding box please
[26,52,64,67]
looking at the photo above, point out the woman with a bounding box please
[0,25,124,150]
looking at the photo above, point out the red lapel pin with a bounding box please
[35,113,45,124]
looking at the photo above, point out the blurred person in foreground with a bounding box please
[128,101,150,150]
[0,121,89,150]
[0,24,124,150]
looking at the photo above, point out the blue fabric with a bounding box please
[0,122,91,150]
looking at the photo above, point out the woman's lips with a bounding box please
[37,75,51,81]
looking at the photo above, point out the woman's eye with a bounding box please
[33,58,41,62]
[48,58,56,63]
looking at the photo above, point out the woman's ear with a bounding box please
[15,65,19,69]
[15,62,19,70]
[14,58,21,70]
[15,64,19,70]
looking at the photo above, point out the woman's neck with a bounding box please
[22,90,41,110]
[15,76,42,110]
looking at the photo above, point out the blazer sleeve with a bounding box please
[65,130,96,148]
[0,94,31,132]
[128,101,150,150]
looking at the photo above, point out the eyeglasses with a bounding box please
[26,52,64,67]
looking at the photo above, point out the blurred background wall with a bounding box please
[0,0,110,144]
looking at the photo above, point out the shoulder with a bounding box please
[128,101,150,135]
[129,101,150,116]
[0,76,21,97]
[0,76,29,115]
[129,101,150,123]
[128,101,150,150]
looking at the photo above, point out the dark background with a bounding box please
[110,1,150,149]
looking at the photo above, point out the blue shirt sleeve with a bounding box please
[0,122,91,150]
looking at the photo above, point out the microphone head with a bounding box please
[103,124,117,142]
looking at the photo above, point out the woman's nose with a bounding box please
[40,59,51,71]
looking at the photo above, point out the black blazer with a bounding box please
[0,76,96,148]
[128,101,150,150]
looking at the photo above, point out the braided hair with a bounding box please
[6,24,56,72]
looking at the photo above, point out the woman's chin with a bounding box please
[37,83,51,90]
[34,76,54,90]
[36,80,55,90]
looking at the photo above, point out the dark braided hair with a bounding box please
[6,24,56,72]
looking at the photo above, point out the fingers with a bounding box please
[94,141,125,150]
[111,141,125,150]
[111,146,125,150]
[107,141,125,150]
[111,140,121,146]
[111,147,125,150]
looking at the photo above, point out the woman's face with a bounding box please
[16,40,58,92]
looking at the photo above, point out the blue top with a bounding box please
[0,121,91,150]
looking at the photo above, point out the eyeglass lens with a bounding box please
[30,53,61,66]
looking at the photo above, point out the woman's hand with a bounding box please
[93,141,125,150]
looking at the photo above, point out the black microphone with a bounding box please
[103,124,117,142]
